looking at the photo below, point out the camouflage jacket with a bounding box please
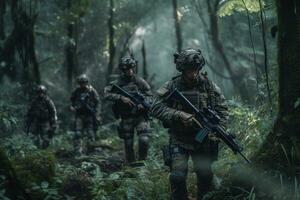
[104,74,152,117]
[27,95,57,125]
[70,85,99,115]
[151,73,229,149]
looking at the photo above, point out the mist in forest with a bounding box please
[1,0,299,200]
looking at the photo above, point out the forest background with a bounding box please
[1,0,300,199]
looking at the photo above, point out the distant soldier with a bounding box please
[26,85,57,148]
[104,56,152,163]
[70,74,99,154]
[151,49,229,200]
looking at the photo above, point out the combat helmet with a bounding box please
[36,85,47,94]
[174,48,205,72]
[77,74,89,84]
[118,56,138,71]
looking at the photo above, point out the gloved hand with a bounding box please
[173,111,202,128]
[208,132,220,141]
[120,96,135,107]
[137,104,145,111]
[70,106,76,112]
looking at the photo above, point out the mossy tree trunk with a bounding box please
[256,0,300,173]
[0,0,40,87]
[65,0,79,90]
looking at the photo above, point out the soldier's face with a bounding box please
[123,68,134,78]
[37,92,45,97]
[183,68,199,82]
[80,83,88,89]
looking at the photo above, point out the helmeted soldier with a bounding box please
[26,85,57,148]
[70,74,99,154]
[104,56,152,163]
[151,49,229,200]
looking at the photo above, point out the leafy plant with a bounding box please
[218,0,262,17]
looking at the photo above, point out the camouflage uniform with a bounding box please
[104,56,152,163]
[71,75,99,154]
[26,85,57,148]
[151,49,228,200]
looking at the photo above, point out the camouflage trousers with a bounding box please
[73,114,96,155]
[169,144,214,200]
[118,116,151,163]
[30,122,54,149]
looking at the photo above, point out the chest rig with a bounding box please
[115,77,141,117]
[170,76,212,114]
[32,97,51,121]
[120,81,139,93]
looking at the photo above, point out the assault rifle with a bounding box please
[110,84,151,118]
[166,88,251,164]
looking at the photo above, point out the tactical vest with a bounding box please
[168,75,214,143]
[114,76,143,118]
[73,87,96,115]
[30,97,52,122]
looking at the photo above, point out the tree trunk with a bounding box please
[65,0,79,90]
[276,0,300,136]
[0,0,6,40]
[106,0,116,84]
[0,0,40,87]
[256,0,300,173]
[172,0,183,52]
[141,40,148,81]
[206,0,251,102]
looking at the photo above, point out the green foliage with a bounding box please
[12,150,56,186]
[0,102,18,134]
[1,134,37,157]
[218,0,263,17]
[91,161,170,200]
[91,120,170,200]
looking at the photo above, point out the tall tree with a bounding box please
[0,0,6,40]
[106,0,116,84]
[141,40,149,81]
[64,0,80,90]
[257,0,300,171]
[193,0,252,102]
[0,0,40,86]
[172,0,183,52]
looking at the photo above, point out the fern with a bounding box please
[218,0,263,17]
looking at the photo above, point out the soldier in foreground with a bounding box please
[104,56,152,164]
[26,85,57,148]
[70,74,99,155]
[151,49,229,200]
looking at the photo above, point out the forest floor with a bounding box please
[2,102,296,200]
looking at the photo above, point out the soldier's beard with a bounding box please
[123,70,134,79]
[183,70,199,86]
